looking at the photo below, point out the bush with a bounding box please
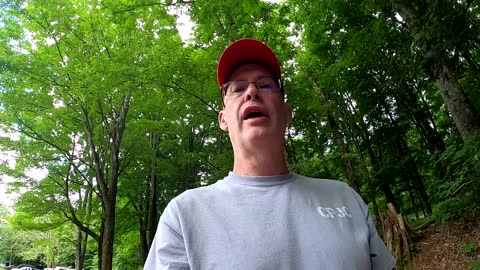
[431,193,478,222]
[435,135,480,201]
[461,241,478,255]
[470,261,480,270]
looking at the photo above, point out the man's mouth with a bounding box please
[244,111,266,119]
[243,107,268,120]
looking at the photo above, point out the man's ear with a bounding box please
[218,110,228,131]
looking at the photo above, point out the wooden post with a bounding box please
[380,203,413,269]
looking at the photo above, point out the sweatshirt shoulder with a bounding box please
[170,181,223,206]
[293,173,352,191]
[160,182,222,223]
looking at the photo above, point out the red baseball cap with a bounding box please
[217,38,281,87]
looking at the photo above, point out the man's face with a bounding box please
[218,64,292,149]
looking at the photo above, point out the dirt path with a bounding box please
[413,221,480,269]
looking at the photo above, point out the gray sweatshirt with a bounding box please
[144,172,396,270]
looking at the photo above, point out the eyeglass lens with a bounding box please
[224,77,279,96]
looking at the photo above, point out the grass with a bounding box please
[461,241,479,255]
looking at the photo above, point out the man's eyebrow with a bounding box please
[231,75,273,81]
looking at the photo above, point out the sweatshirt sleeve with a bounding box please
[144,200,190,270]
[366,208,397,270]
[346,185,396,270]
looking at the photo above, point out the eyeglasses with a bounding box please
[221,77,283,99]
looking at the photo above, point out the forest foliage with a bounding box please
[0,0,479,269]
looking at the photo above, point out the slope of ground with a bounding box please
[413,220,480,269]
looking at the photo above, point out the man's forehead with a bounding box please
[229,63,274,81]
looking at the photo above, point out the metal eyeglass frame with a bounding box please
[220,77,284,106]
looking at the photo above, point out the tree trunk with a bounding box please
[313,127,332,178]
[130,190,149,263]
[100,202,116,270]
[359,145,381,225]
[75,230,88,270]
[314,81,360,192]
[139,216,149,263]
[84,95,130,270]
[407,188,420,220]
[397,135,433,215]
[306,73,360,191]
[399,85,446,154]
[286,128,298,165]
[75,180,93,270]
[148,132,161,246]
[389,0,480,142]
[363,127,399,210]
[342,98,381,224]
[75,186,91,270]
[367,140,399,210]
[382,183,398,210]
[433,51,480,142]
[408,162,432,215]
[404,92,448,181]
[148,172,158,245]
[326,113,360,192]
[98,222,104,270]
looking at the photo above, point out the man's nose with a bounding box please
[244,82,261,101]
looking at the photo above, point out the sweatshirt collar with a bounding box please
[224,171,295,187]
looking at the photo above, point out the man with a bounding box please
[144,38,396,269]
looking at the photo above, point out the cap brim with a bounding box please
[217,38,281,87]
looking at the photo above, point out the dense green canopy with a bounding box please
[0,0,479,269]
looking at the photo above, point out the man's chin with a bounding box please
[242,130,283,143]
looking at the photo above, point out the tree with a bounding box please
[1,0,480,268]
[383,0,480,142]
[0,0,187,269]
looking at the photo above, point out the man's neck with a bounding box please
[232,144,289,176]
